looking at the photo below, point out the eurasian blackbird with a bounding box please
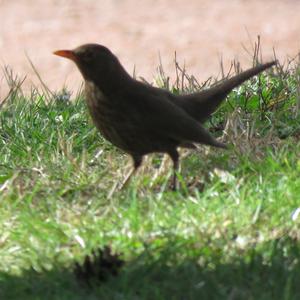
[54,44,276,189]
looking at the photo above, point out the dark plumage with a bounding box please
[54,44,276,189]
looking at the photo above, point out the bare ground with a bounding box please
[0,0,300,99]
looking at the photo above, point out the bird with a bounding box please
[54,44,276,190]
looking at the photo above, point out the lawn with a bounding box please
[0,57,300,299]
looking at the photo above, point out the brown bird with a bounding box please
[54,44,276,190]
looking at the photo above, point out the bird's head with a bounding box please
[54,44,128,87]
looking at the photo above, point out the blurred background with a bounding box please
[0,0,300,99]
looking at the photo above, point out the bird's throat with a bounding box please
[85,81,109,108]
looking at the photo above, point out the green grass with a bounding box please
[1,63,300,299]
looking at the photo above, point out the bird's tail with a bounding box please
[208,61,276,96]
[176,61,276,123]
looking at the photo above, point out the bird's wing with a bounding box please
[128,90,225,149]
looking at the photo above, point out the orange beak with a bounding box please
[53,50,77,61]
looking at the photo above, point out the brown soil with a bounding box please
[0,0,300,100]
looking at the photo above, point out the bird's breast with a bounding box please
[84,81,128,149]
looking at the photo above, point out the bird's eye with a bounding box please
[83,51,95,62]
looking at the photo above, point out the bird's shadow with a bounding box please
[1,236,300,300]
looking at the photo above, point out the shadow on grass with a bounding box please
[1,237,300,300]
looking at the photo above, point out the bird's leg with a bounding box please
[119,155,143,190]
[168,149,180,191]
